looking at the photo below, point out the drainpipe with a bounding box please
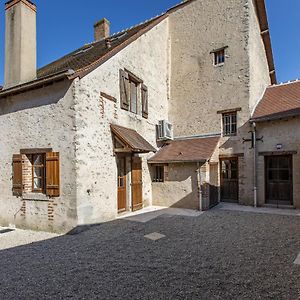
[253,122,258,208]
[197,162,203,211]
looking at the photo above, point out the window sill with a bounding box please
[22,193,49,202]
[214,63,225,68]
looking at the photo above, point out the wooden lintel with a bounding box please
[219,153,244,159]
[258,151,297,157]
[20,148,53,154]
[217,107,242,114]
[100,92,117,103]
[114,148,132,153]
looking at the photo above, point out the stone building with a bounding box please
[0,0,298,233]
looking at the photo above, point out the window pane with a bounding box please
[34,154,43,165]
[268,170,278,181]
[130,81,137,114]
[278,157,289,169]
[278,170,289,181]
[34,177,43,189]
[34,167,43,177]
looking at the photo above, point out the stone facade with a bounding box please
[1,0,294,233]
[74,19,170,225]
[255,118,300,208]
[0,81,78,232]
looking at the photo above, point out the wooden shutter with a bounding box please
[119,69,130,110]
[12,154,23,196]
[46,152,60,197]
[141,84,148,118]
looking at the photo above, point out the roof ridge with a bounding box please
[108,14,165,40]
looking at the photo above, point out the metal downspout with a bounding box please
[253,122,258,207]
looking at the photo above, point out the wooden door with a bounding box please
[220,158,239,203]
[209,163,219,208]
[117,157,127,213]
[265,155,293,205]
[131,157,143,211]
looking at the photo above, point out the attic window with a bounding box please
[212,47,227,66]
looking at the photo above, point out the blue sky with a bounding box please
[0,0,299,85]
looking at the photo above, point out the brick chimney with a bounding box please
[4,0,37,88]
[94,18,110,41]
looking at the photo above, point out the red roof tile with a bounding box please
[252,81,300,122]
[148,136,220,163]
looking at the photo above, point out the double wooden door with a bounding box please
[117,156,143,212]
[265,155,293,205]
[220,158,239,203]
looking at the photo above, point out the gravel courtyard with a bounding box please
[0,208,300,299]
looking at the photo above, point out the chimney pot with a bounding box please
[94,18,110,41]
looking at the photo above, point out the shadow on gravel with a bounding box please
[0,229,14,235]
[0,210,300,299]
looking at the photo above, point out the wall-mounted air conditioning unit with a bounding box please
[156,120,173,141]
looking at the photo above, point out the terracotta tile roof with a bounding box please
[148,136,220,163]
[252,80,300,122]
[36,0,197,80]
[36,0,275,83]
[1,0,275,94]
[111,124,156,153]
[37,16,163,79]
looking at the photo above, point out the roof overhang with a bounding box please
[148,136,220,164]
[0,69,75,99]
[148,159,206,164]
[254,0,277,84]
[251,107,300,123]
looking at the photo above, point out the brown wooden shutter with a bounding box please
[141,84,148,118]
[119,69,130,110]
[12,154,23,196]
[46,152,60,197]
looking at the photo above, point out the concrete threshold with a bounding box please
[117,206,203,223]
[215,203,300,217]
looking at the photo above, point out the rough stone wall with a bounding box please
[74,20,170,225]
[0,80,77,233]
[166,0,271,207]
[169,0,251,137]
[152,163,200,210]
[255,118,300,208]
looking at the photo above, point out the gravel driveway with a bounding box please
[0,209,299,299]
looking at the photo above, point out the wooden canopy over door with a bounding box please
[131,157,143,211]
[220,158,239,203]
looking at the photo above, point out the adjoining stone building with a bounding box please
[0,0,298,233]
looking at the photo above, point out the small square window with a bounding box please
[222,112,237,136]
[153,165,165,182]
[213,48,225,66]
